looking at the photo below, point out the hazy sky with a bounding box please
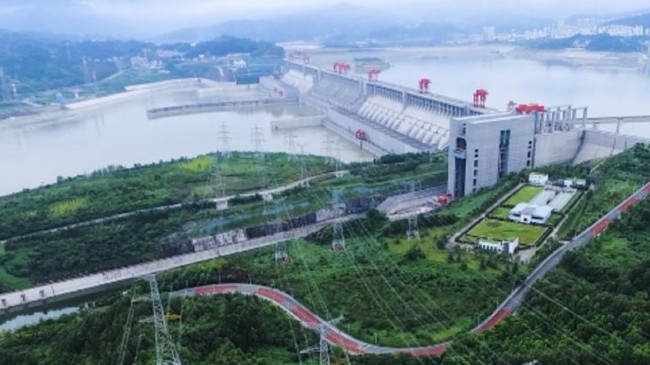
[0,0,646,37]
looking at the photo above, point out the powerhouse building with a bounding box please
[448,106,588,198]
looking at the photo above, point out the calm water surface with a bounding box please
[2,53,650,196]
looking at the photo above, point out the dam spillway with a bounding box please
[279,61,492,155]
[275,60,649,164]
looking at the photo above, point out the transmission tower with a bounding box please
[334,140,343,177]
[147,275,182,365]
[217,123,231,158]
[406,182,420,240]
[285,131,298,161]
[319,325,330,365]
[331,190,346,251]
[272,218,290,263]
[251,124,265,158]
[323,133,336,165]
[300,317,342,365]
[116,295,136,365]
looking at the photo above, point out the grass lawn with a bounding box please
[466,219,548,246]
[503,185,543,207]
[488,207,512,220]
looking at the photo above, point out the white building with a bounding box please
[528,173,549,186]
[477,237,519,255]
[509,203,553,225]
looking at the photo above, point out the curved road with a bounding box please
[178,181,650,357]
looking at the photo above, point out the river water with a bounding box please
[1,49,650,196]
[0,88,373,196]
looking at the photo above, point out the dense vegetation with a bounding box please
[0,152,447,291]
[559,144,650,240]
[0,152,331,241]
[0,291,318,365]
[0,31,283,96]
[1,145,648,363]
[441,198,650,365]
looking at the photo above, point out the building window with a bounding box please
[527,151,532,158]
[473,160,478,167]
[473,169,478,176]
[526,160,531,167]
[473,178,477,186]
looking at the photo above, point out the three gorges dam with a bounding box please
[149,59,650,165]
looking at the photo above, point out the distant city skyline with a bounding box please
[0,0,647,37]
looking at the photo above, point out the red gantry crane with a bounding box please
[333,62,351,74]
[515,103,546,114]
[418,78,431,93]
[368,68,380,81]
[473,89,488,108]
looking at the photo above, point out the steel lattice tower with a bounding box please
[218,123,231,158]
[331,190,346,251]
[406,182,420,239]
[116,296,135,365]
[285,131,298,161]
[251,124,265,158]
[147,275,182,365]
[319,325,330,365]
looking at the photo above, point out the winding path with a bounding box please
[178,181,650,357]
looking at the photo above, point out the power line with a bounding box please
[251,124,265,158]
[217,123,231,158]
[331,190,346,251]
[285,131,298,161]
[147,275,182,365]
[406,182,420,240]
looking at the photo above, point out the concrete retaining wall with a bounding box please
[572,130,650,164]
[534,130,582,167]
[271,115,325,130]
[146,99,297,119]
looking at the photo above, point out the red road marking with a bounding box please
[290,306,320,325]
[194,285,238,296]
[644,183,650,193]
[474,308,511,334]
[326,332,366,354]
[590,219,610,236]
[619,197,640,213]
[255,287,287,304]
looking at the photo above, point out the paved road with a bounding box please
[2,181,647,356]
[0,171,343,244]
[0,215,360,313]
[175,181,650,357]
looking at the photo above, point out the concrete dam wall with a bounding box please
[277,61,491,154]
[573,130,650,165]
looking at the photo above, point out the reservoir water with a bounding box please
[2,49,650,196]
[0,88,373,196]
